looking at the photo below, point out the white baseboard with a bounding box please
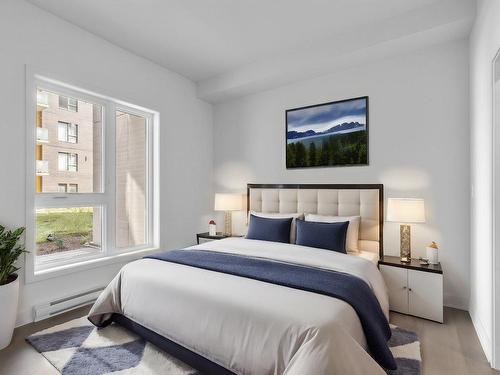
[16,308,34,328]
[444,301,469,311]
[443,293,469,311]
[470,310,492,364]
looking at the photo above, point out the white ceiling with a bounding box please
[27,0,475,102]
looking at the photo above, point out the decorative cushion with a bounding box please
[295,219,349,253]
[249,211,304,243]
[305,214,360,252]
[246,214,293,243]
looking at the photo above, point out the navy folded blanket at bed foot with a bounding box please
[145,249,397,370]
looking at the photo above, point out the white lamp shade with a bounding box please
[386,198,425,223]
[214,193,242,211]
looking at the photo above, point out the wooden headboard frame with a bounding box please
[246,183,384,258]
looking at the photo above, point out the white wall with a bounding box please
[213,40,470,310]
[0,0,213,325]
[497,73,500,367]
[470,0,500,366]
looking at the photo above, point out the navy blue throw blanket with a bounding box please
[145,249,396,370]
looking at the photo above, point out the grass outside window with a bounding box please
[35,207,101,256]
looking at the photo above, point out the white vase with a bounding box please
[426,246,439,265]
[0,275,19,350]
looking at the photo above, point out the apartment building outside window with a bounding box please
[58,183,78,193]
[58,152,78,171]
[59,95,78,112]
[27,74,159,280]
[58,121,78,143]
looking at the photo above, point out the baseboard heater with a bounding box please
[33,287,105,322]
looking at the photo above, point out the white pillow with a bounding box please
[305,214,360,252]
[249,211,304,244]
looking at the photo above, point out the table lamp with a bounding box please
[386,198,425,263]
[214,193,242,236]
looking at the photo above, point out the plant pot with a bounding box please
[0,274,19,350]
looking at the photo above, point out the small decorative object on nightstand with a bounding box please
[208,220,217,236]
[426,241,439,265]
[379,255,443,323]
[214,193,242,236]
[386,198,425,263]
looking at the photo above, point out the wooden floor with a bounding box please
[0,306,497,374]
[390,308,499,375]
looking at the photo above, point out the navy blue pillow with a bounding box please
[296,219,349,253]
[246,214,293,243]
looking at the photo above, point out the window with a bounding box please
[35,207,102,257]
[57,183,78,193]
[58,122,78,143]
[59,95,78,112]
[116,110,147,248]
[37,89,101,193]
[27,74,158,279]
[58,152,78,171]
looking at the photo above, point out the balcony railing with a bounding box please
[36,160,49,176]
[37,91,49,111]
[36,127,49,144]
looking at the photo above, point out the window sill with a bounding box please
[26,247,160,284]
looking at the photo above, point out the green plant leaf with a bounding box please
[0,225,27,285]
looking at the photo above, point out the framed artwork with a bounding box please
[286,96,368,168]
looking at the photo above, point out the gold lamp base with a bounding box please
[400,224,411,263]
[223,211,232,236]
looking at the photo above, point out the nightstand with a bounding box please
[379,256,443,323]
[196,232,234,245]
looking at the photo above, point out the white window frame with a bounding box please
[25,69,160,283]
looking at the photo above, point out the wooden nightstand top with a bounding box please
[196,232,244,244]
[197,232,231,240]
[379,255,443,274]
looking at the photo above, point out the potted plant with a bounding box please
[0,225,26,350]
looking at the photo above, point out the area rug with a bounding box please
[26,317,421,374]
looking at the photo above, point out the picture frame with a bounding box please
[286,96,369,169]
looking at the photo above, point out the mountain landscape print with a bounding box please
[286,96,368,168]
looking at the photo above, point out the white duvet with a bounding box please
[88,238,389,375]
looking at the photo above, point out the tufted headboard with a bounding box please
[247,184,384,258]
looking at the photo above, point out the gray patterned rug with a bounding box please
[387,324,421,374]
[26,317,421,374]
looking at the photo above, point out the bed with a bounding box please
[88,184,391,374]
